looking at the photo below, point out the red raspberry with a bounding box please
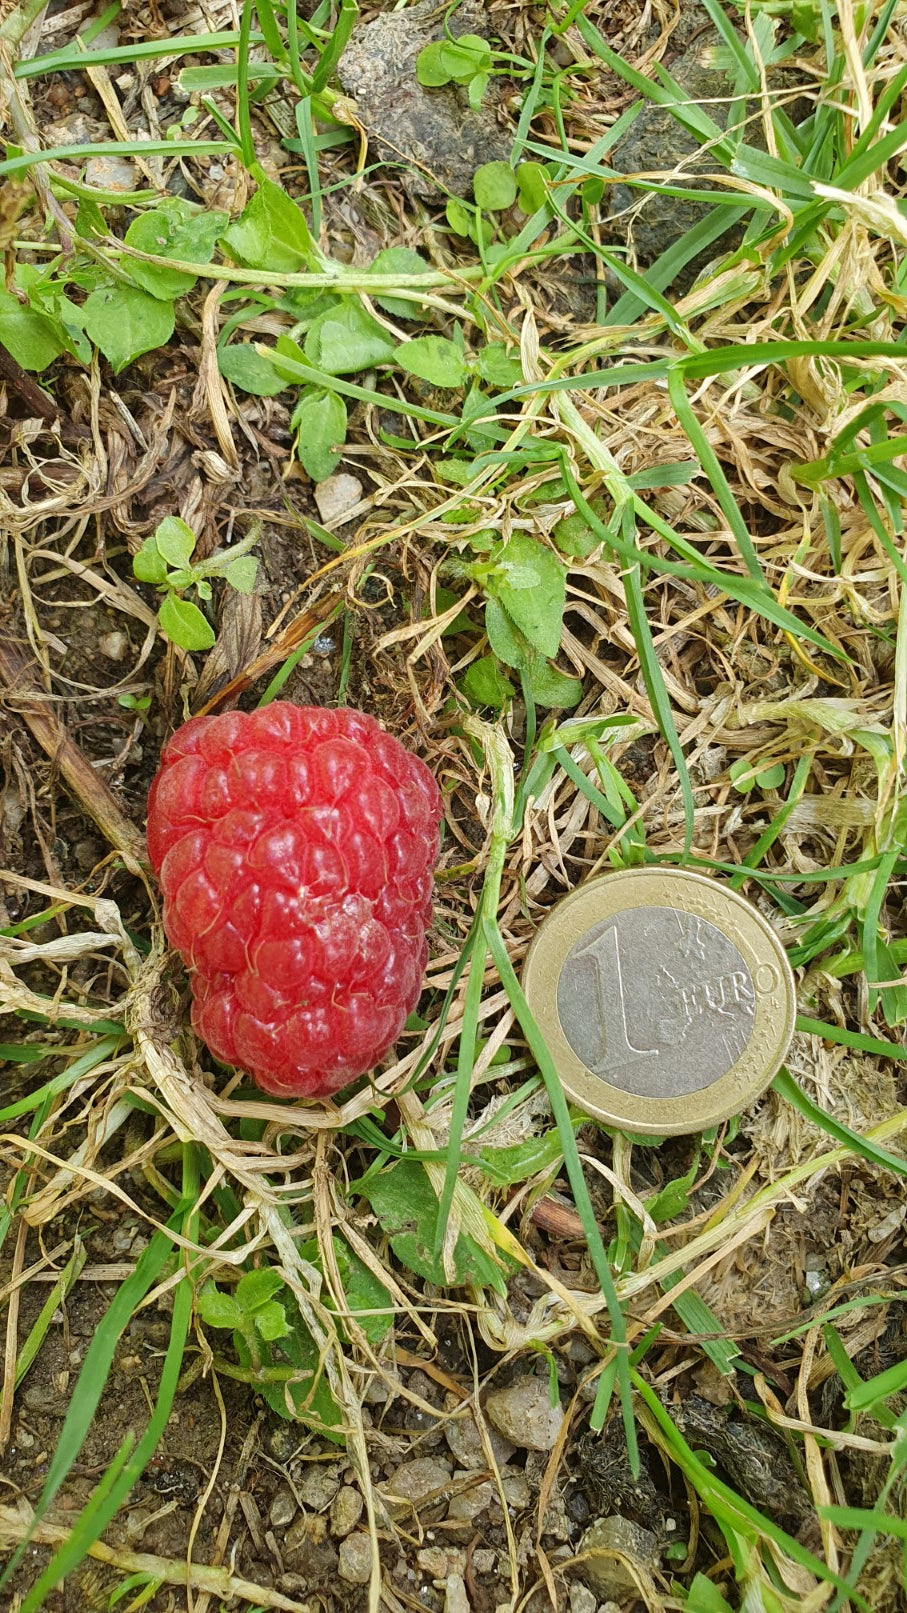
[146,703,442,1098]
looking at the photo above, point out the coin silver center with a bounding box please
[555,904,755,1098]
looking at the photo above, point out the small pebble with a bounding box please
[313,472,363,526]
[269,1486,297,1529]
[471,1548,496,1574]
[85,154,136,192]
[444,1401,516,1470]
[569,1583,597,1613]
[444,1572,470,1613]
[98,630,129,661]
[338,1531,373,1585]
[383,1456,451,1510]
[296,1465,342,1511]
[330,1485,364,1537]
[576,1516,660,1600]
[485,1378,564,1452]
[446,1472,492,1522]
[417,1546,451,1578]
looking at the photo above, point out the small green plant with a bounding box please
[416,32,492,109]
[198,1243,392,1435]
[729,759,786,792]
[133,516,259,652]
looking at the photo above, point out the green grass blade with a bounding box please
[772,1067,907,1176]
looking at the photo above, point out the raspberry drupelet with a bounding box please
[146,702,442,1099]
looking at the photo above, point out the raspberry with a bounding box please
[146,703,442,1098]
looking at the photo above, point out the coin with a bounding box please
[522,867,796,1136]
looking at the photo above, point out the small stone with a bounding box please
[501,1470,531,1511]
[484,1379,564,1452]
[447,1472,492,1522]
[85,154,136,192]
[417,1546,451,1578]
[313,473,363,526]
[330,1485,364,1538]
[569,1584,597,1613]
[297,1465,342,1511]
[445,1572,470,1613]
[444,1401,516,1470]
[284,1513,328,1556]
[338,1531,373,1585]
[576,1516,660,1600]
[471,1549,496,1574]
[383,1456,452,1512]
[269,1486,297,1529]
[23,1384,63,1412]
[98,630,129,661]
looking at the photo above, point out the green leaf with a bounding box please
[236,1268,285,1312]
[873,936,907,1026]
[124,197,228,299]
[225,554,258,593]
[485,532,566,658]
[0,289,66,370]
[197,1285,243,1330]
[729,758,785,792]
[446,198,473,238]
[439,35,491,80]
[360,1158,509,1292]
[290,387,347,481]
[304,301,396,374]
[368,247,430,318]
[132,535,169,586]
[462,654,513,710]
[685,1572,735,1613]
[158,593,215,651]
[81,284,175,374]
[298,1234,394,1346]
[218,341,288,396]
[254,1300,290,1342]
[553,510,601,559]
[526,660,583,709]
[516,161,549,213]
[396,334,467,388]
[467,70,488,111]
[475,343,523,385]
[154,516,196,569]
[416,40,451,86]
[478,1130,565,1186]
[221,178,316,272]
[485,598,526,670]
[473,161,517,211]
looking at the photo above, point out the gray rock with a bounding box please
[576,1516,660,1600]
[269,1485,297,1529]
[383,1455,452,1511]
[85,154,137,193]
[471,1548,496,1573]
[296,1464,342,1511]
[417,1545,465,1578]
[330,1485,364,1538]
[484,1378,565,1451]
[445,1573,470,1613]
[569,1585,597,1613]
[444,1401,516,1470]
[338,1531,373,1585]
[337,0,509,197]
[447,1471,493,1522]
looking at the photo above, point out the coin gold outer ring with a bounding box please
[522,867,797,1136]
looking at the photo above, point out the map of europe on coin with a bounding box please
[556,906,754,1099]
